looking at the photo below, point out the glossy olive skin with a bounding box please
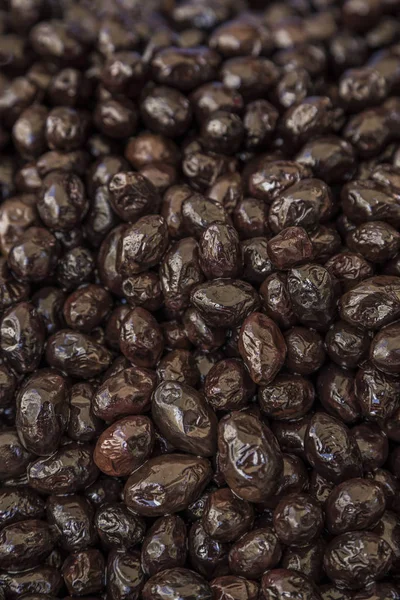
[239,312,287,385]
[340,276,400,330]
[8,226,59,283]
[355,362,400,421]
[160,237,204,313]
[188,520,230,580]
[305,412,363,483]
[117,216,168,276]
[218,412,283,502]
[325,320,370,369]
[95,502,145,550]
[0,487,45,528]
[258,374,315,421]
[0,257,30,313]
[370,322,400,374]
[124,454,212,516]
[282,539,326,583]
[142,567,212,600]
[32,287,65,336]
[63,284,112,332]
[248,159,306,204]
[0,565,62,599]
[199,223,242,279]
[202,488,254,543]
[152,381,217,457]
[287,263,336,331]
[229,528,281,579]
[62,549,105,596]
[317,363,361,424]
[46,330,112,379]
[92,367,157,421]
[353,583,400,600]
[94,416,154,477]
[324,532,393,590]
[141,515,187,576]
[0,302,45,373]
[190,279,260,328]
[107,549,145,600]
[267,227,313,271]
[319,584,353,600]
[119,307,164,368]
[0,428,33,479]
[353,423,389,471]
[284,327,325,375]
[46,494,96,552]
[341,180,400,227]
[210,576,259,600]
[183,306,225,352]
[273,493,323,547]
[109,171,161,223]
[182,194,230,234]
[204,359,255,411]
[157,349,200,388]
[38,171,88,231]
[326,252,374,292]
[28,444,99,494]
[261,569,321,600]
[326,478,386,534]
[16,369,69,456]
[68,383,102,443]
[0,520,55,571]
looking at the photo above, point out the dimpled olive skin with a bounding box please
[28,444,99,494]
[258,374,315,421]
[0,520,55,571]
[191,279,260,328]
[109,171,161,223]
[210,576,259,600]
[0,428,33,480]
[202,488,254,543]
[94,415,154,477]
[95,502,145,550]
[93,366,156,421]
[141,515,187,576]
[287,263,337,331]
[152,381,217,457]
[261,569,321,600]
[45,330,112,379]
[325,478,386,535]
[124,454,212,517]
[3,0,400,595]
[323,532,393,590]
[46,495,97,552]
[218,412,283,502]
[106,549,145,600]
[204,358,255,411]
[305,412,363,483]
[160,237,204,313]
[142,567,212,600]
[229,528,282,579]
[317,363,361,425]
[273,494,324,547]
[370,322,400,374]
[16,369,69,456]
[119,307,164,368]
[340,276,400,330]
[0,302,45,373]
[0,487,45,528]
[117,215,169,277]
[239,312,287,386]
